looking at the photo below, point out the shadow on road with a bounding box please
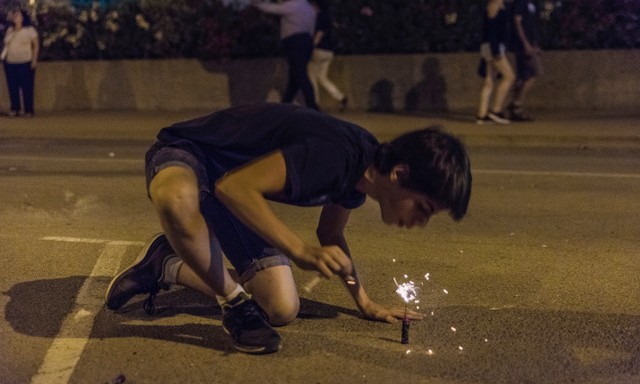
[4,277,639,382]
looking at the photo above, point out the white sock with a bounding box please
[162,254,183,284]
[215,284,246,306]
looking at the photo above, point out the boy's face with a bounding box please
[378,184,442,229]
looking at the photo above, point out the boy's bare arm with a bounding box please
[317,204,424,323]
[215,150,353,279]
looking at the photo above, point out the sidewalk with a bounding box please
[343,110,640,149]
[1,109,639,149]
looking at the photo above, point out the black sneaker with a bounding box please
[105,233,175,315]
[508,105,534,122]
[222,292,282,354]
[339,97,348,112]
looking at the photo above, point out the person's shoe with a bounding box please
[222,292,282,354]
[7,110,17,118]
[105,233,175,314]
[508,104,534,122]
[339,97,348,112]
[487,111,511,124]
[475,116,494,125]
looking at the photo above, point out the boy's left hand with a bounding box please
[360,301,425,324]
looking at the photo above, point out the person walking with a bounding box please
[508,0,543,121]
[476,0,515,125]
[308,0,348,111]
[252,0,319,111]
[105,102,472,355]
[2,8,38,117]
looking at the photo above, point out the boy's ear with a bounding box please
[390,164,410,184]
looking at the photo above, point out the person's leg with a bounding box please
[4,63,20,115]
[296,35,318,110]
[477,66,495,122]
[22,64,35,115]
[284,34,318,110]
[512,77,535,106]
[509,52,539,121]
[171,256,299,327]
[490,56,515,116]
[149,165,238,298]
[281,37,300,103]
[244,264,299,326]
[148,162,282,354]
[316,49,345,103]
[308,50,322,103]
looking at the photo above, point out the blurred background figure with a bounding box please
[252,0,319,111]
[2,7,38,117]
[308,0,348,112]
[508,0,543,121]
[476,0,514,125]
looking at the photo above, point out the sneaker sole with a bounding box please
[222,326,282,355]
[104,233,168,310]
[487,114,511,124]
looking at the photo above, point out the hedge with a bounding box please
[2,0,638,61]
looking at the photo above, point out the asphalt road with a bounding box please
[1,110,639,384]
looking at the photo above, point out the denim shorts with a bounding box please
[145,141,291,283]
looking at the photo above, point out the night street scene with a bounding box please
[1,1,639,383]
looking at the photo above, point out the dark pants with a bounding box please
[3,61,35,114]
[281,33,318,110]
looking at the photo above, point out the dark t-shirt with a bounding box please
[482,7,509,56]
[511,0,539,51]
[156,103,378,209]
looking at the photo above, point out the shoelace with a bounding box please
[143,287,161,316]
[226,300,268,334]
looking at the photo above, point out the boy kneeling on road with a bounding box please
[106,103,472,354]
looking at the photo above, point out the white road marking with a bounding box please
[30,238,134,384]
[474,169,640,179]
[41,236,144,246]
[0,155,141,164]
[3,155,638,178]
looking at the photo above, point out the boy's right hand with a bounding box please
[291,244,354,281]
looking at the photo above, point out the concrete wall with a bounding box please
[1,50,638,113]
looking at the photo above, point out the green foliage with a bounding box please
[23,0,640,61]
[538,0,640,49]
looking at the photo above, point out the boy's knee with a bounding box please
[263,299,299,327]
[151,182,200,231]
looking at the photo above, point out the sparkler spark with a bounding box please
[394,277,419,345]
[394,278,419,303]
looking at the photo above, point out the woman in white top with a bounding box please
[2,8,39,117]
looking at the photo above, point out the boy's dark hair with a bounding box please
[373,126,472,221]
